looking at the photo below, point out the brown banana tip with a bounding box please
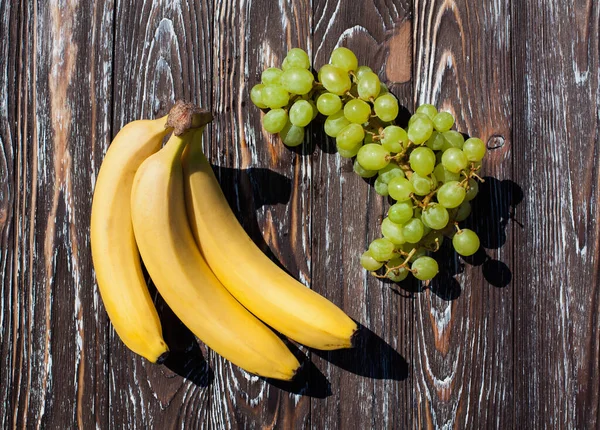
[155,351,170,365]
[350,325,361,348]
[166,100,213,136]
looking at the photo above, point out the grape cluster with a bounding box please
[250,47,487,284]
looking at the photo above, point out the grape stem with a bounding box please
[454,222,462,233]
[374,247,417,279]
[420,188,438,208]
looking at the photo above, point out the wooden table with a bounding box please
[1,0,599,428]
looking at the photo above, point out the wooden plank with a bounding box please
[0,0,20,427]
[311,1,414,429]
[512,1,600,428]
[110,1,214,428]
[207,0,313,428]
[411,0,515,427]
[1,0,115,428]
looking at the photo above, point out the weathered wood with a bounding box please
[3,0,600,428]
[207,0,313,428]
[411,0,515,427]
[110,1,213,428]
[1,0,114,428]
[311,1,414,429]
[0,0,20,428]
[512,1,600,428]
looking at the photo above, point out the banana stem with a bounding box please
[166,101,213,136]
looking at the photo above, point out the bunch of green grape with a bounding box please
[250,48,317,147]
[250,47,487,284]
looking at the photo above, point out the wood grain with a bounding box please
[311,1,413,429]
[207,0,313,428]
[512,1,600,428]
[2,0,114,428]
[0,0,19,428]
[2,0,600,428]
[110,1,213,428]
[412,0,514,427]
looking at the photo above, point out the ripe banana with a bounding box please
[130,109,300,380]
[91,116,170,363]
[182,130,358,350]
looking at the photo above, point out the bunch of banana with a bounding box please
[91,101,358,380]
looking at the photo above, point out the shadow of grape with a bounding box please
[379,177,523,296]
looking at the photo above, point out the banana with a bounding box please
[182,129,358,350]
[91,115,170,363]
[130,107,300,380]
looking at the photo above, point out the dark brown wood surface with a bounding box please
[1,0,599,428]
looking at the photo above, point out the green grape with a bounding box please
[410,172,434,196]
[425,131,445,151]
[357,71,381,100]
[388,176,414,202]
[324,110,351,137]
[388,201,413,225]
[462,137,486,161]
[262,108,288,133]
[420,232,443,250]
[407,247,427,262]
[455,201,471,221]
[379,82,389,94]
[337,140,363,158]
[318,64,351,95]
[344,99,372,124]
[421,204,449,230]
[280,122,305,147]
[381,126,408,153]
[403,218,424,243]
[360,250,384,271]
[308,100,318,120]
[261,67,283,85]
[261,84,290,109]
[409,147,436,176]
[336,123,365,151]
[330,47,358,72]
[452,228,480,256]
[353,159,378,178]
[411,256,439,281]
[250,83,267,108]
[422,224,432,236]
[369,238,395,261]
[316,92,342,116]
[357,144,390,171]
[387,256,404,268]
[433,163,461,183]
[416,104,438,119]
[374,94,399,122]
[288,100,312,127]
[363,132,375,144]
[442,147,469,173]
[408,115,434,145]
[442,130,465,150]
[381,217,405,245]
[374,176,389,196]
[280,67,314,95]
[355,65,373,81]
[432,111,455,132]
[378,163,404,184]
[437,181,466,208]
[465,178,479,201]
[283,48,310,69]
[387,267,409,282]
[408,113,429,127]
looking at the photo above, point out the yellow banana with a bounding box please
[91,116,170,363]
[130,110,300,380]
[182,130,358,350]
